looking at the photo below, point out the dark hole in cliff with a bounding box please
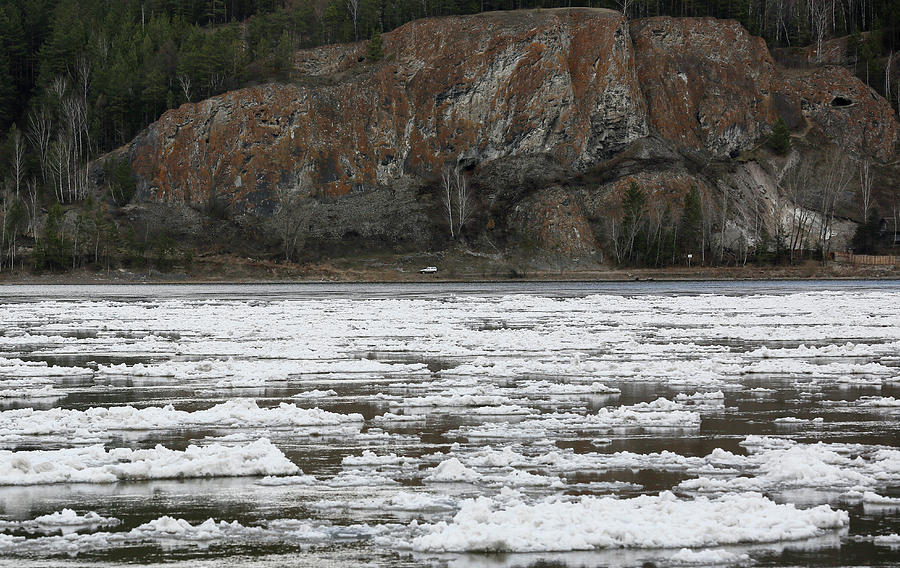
[831,96,855,107]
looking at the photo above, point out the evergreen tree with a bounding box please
[851,208,883,254]
[678,185,703,260]
[0,45,15,127]
[768,117,791,155]
[366,29,383,61]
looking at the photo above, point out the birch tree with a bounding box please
[440,166,455,239]
[814,148,853,262]
[454,165,472,236]
[858,157,873,219]
[8,124,24,199]
[346,0,360,41]
[27,107,52,184]
[780,159,815,263]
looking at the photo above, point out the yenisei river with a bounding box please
[0,281,897,567]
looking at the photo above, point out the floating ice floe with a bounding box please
[426,445,742,477]
[857,396,900,407]
[452,397,701,440]
[860,492,900,504]
[0,399,363,440]
[448,357,738,387]
[0,438,298,484]
[314,491,458,512]
[774,416,824,424]
[515,380,620,395]
[0,357,93,378]
[291,389,338,399]
[741,359,894,376]
[0,385,64,399]
[97,358,429,385]
[0,514,391,556]
[744,343,885,359]
[341,451,418,467]
[411,491,848,552]
[255,473,319,486]
[678,437,900,493]
[669,547,750,564]
[0,509,120,535]
[873,533,900,547]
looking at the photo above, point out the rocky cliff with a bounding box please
[121,9,898,259]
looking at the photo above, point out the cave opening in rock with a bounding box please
[830,96,855,107]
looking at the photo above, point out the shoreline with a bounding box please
[0,262,896,286]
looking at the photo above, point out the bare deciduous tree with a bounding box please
[28,106,53,185]
[440,166,455,239]
[9,125,24,199]
[272,187,317,261]
[615,0,633,20]
[779,158,816,263]
[814,148,853,262]
[858,157,873,219]
[885,51,893,102]
[178,74,192,103]
[346,0,360,41]
[454,165,472,235]
[810,0,832,63]
[439,164,473,239]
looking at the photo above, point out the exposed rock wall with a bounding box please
[630,17,778,158]
[131,8,648,209]
[123,9,899,256]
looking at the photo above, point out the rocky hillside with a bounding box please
[115,8,898,262]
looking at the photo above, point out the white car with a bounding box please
[419,266,438,274]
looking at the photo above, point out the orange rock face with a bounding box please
[131,8,648,209]
[128,9,897,218]
[631,17,779,158]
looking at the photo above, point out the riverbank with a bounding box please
[0,252,896,284]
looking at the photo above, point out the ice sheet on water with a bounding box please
[873,533,900,547]
[0,509,120,535]
[97,358,428,385]
[0,357,92,378]
[669,547,750,564]
[451,397,701,440]
[0,399,363,440]
[742,359,894,376]
[679,437,900,493]
[0,513,400,556]
[0,438,298,484]
[255,474,319,486]
[0,385,64,399]
[411,491,848,552]
[744,342,895,359]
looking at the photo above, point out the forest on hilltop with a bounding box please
[1,0,900,157]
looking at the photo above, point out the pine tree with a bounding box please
[0,45,15,127]
[366,29,383,61]
[768,117,791,155]
[851,208,883,254]
[678,185,703,260]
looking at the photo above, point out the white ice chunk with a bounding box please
[412,491,848,552]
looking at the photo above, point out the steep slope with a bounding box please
[120,8,898,259]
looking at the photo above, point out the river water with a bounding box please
[0,281,897,567]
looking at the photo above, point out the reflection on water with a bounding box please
[0,281,897,567]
